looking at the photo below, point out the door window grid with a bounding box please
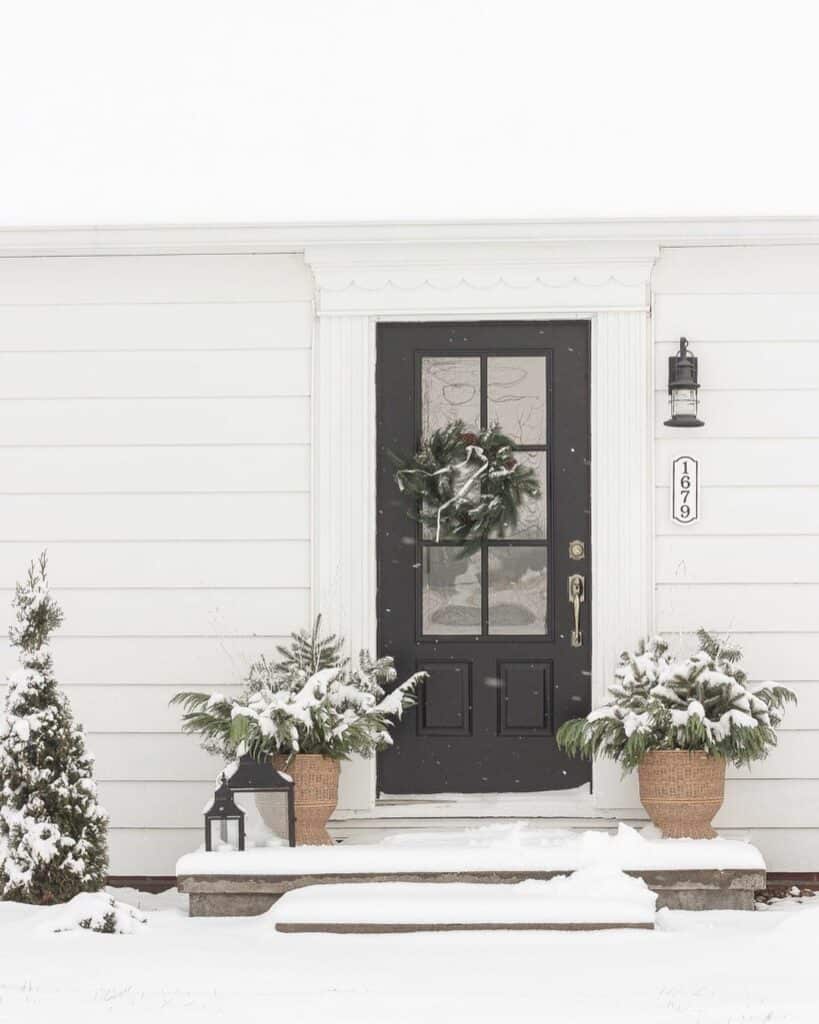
[419,352,551,639]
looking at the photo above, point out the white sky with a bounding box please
[2,0,818,226]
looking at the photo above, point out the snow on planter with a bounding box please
[49,892,147,934]
[177,823,765,877]
[269,866,657,932]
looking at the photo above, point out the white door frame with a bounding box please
[306,240,658,815]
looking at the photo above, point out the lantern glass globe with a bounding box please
[208,816,242,852]
[671,388,698,419]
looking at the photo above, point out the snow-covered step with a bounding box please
[270,868,657,933]
[177,824,766,917]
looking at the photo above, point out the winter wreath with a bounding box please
[393,419,541,552]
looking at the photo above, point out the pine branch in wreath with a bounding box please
[392,419,541,554]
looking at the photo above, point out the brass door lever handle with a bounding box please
[568,574,585,648]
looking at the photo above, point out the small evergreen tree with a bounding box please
[0,553,108,904]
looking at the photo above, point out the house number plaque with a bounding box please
[672,456,699,525]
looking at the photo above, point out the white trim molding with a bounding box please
[589,311,653,811]
[307,240,656,815]
[310,313,378,810]
[4,217,819,256]
[307,240,657,317]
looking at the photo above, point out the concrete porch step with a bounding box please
[327,789,647,843]
[180,864,763,916]
[177,827,766,917]
[270,877,657,933]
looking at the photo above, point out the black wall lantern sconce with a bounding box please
[225,752,296,848]
[204,774,246,852]
[664,337,704,428]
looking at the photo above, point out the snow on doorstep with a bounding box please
[176,823,765,876]
[270,866,656,927]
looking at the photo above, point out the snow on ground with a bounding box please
[1,886,818,1022]
[49,891,147,934]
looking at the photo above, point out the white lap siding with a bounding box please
[0,254,313,876]
[654,245,819,871]
[2,238,818,877]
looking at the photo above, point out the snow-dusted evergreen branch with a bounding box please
[173,618,427,761]
[556,631,796,771]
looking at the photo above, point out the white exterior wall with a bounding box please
[654,245,819,870]
[0,254,314,875]
[0,231,817,876]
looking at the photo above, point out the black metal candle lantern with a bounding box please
[204,774,245,852]
[226,753,296,847]
[664,337,704,427]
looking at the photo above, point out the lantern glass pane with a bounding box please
[209,817,240,852]
[671,389,698,419]
[251,792,292,846]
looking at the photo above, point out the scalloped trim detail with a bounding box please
[319,270,650,293]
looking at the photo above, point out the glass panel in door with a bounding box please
[419,352,550,640]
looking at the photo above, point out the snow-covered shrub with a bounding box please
[556,630,796,770]
[173,617,427,760]
[0,553,109,904]
[51,892,146,934]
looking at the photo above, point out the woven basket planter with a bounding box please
[637,750,726,839]
[271,753,340,845]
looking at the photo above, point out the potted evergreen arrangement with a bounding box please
[173,618,425,844]
[556,631,796,838]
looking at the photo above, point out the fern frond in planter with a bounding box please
[556,632,796,771]
[169,692,236,758]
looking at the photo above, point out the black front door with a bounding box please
[376,321,592,794]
